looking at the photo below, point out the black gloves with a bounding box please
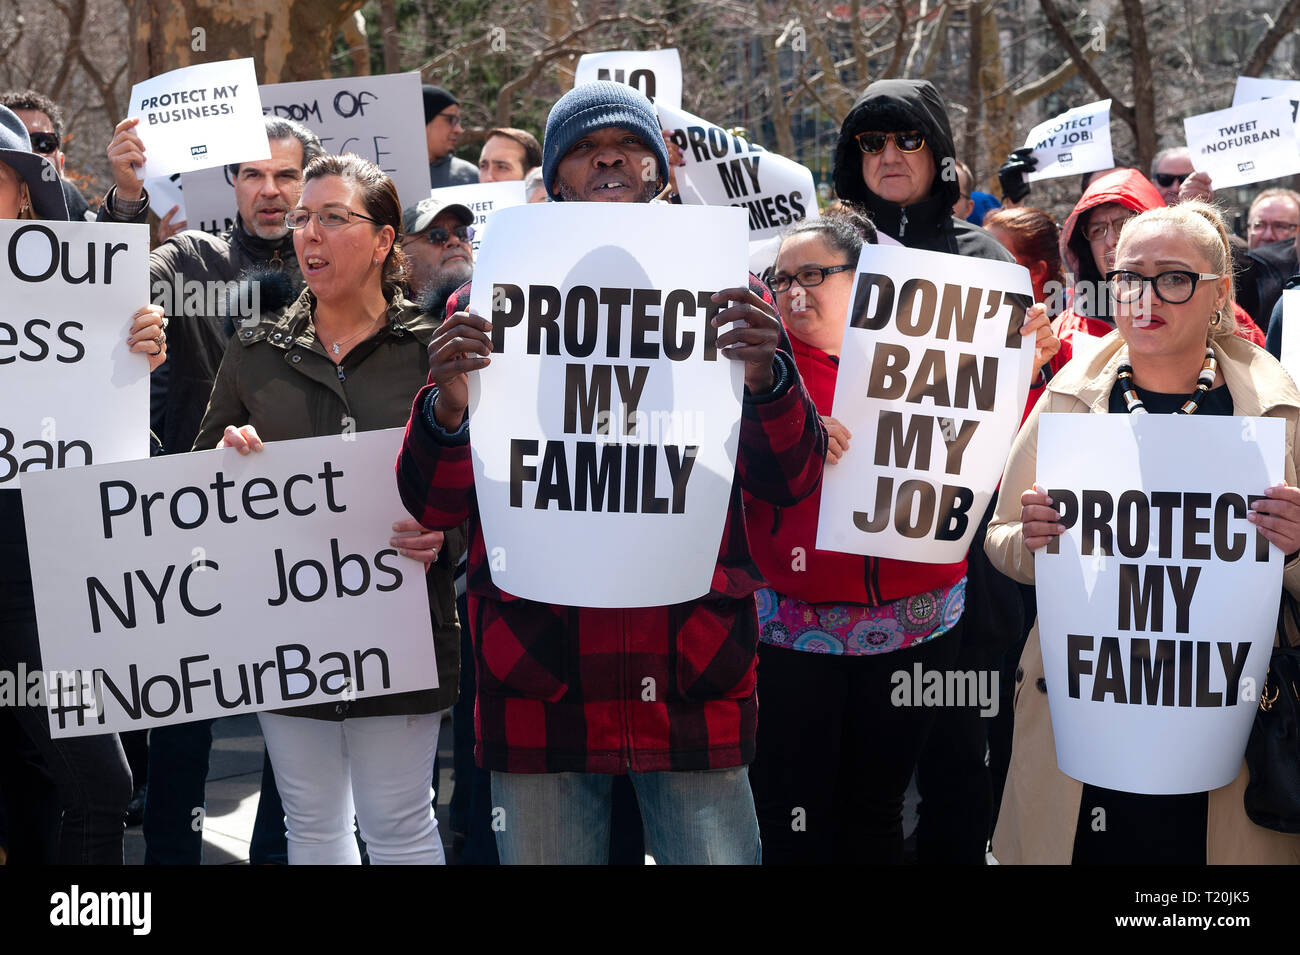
[998,148,1038,204]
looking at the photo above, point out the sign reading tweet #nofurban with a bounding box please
[127,58,269,179]
[1184,96,1300,189]
[573,49,682,108]
[817,246,1035,563]
[20,429,438,738]
[0,220,150,488]
[1035,414,1283,793]
[466,203,747,607]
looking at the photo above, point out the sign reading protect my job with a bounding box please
[1,220,150,488]
[1035,414,1283,793]
[21,430,438,738]
[466,203,747,607]
[817,245,1035,563]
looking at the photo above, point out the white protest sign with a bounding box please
[182,72,428,235]
[143,173,186,221]
[428,180,526,255]
[657,102,819,243]
[574,49,682,108]
[1232,76,1300,134]
[1035,413,1283,793]
[1023,100,1114,182]
[20,429,438,737]
[817,245,1035,563]
[127,58,268,179]
[1184,96,1300,189]
[466,202,747,606]
[0,220,150,488]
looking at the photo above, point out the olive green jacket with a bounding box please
[195,288,460,719]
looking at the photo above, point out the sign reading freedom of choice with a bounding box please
[20,430,439,738]
[1184,96,1300,189]
[1022,99,1114,182]
[0,219,150,488]
[1035,414,1283,794]
[817,245,1035,563]
[126,58,269,179]
[466,202,748,607]
[573,48,682,108]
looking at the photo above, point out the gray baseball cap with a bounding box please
[403,195,474,235]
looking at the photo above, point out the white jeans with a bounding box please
[258,711,445,865]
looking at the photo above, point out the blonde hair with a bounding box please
[1113,200,1237,341]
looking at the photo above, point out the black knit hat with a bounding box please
[542,82,668,201]
[422,85,458,124]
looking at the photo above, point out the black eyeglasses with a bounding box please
[420,225,474,246]
[767,264,855,293]
[285,207,380,229]
[28,132,59,154]
[855,130,926,155]
[1106,269,1221,305]
[1153,172,1191,188]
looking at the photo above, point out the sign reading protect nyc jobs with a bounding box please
[467,202,747,607]
[1035,414,1282,793]
[817,245,1035,563]
[0,220,150,487]
[21,430,439,738]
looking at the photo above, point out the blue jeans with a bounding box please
[491,768,761,865]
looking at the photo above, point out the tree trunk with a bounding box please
[379,0,401,74]
[761,31,797,160]
[1119,0,1156,172]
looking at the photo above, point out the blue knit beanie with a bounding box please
[542,82,669,201]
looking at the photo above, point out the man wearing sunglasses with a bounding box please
[0,89,93,221]
[401,195,475,309]
[1150,146,1212,206]
[424,85,479,189]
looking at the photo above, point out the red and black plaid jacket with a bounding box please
[396,278,826,773]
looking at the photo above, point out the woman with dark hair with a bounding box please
[984,207,1065,316]
[194,154,459,864]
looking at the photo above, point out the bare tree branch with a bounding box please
[1038,0,1134,127]
[1244,0,1300,75]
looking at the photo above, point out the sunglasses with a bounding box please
[28,131,59,154]
[421,224,474,246]
[855,130,926,155]
[1153,172,1190,188]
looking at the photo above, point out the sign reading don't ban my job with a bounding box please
[1035,414,1283,793]
[0,220,150,488]
[21,430,438,737]
[817,245,1035,563]
[467,203,747,606]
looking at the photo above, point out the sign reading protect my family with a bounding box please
[182,72,428,235]
[1184,96,1300,189]
[817,245,1035,563]
[1022,99,1114,182]
[20,429,439,737]
[0,220,150,488]
[574,49,682,108]
[1035,414,1283,793]
[127,58,269,179]
[429,180,527,255]
[466,203,747,606]
[657,102,819,244]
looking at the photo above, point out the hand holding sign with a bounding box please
[1022,302,1059,373]
[1248,483,1300,553]
[1020,483,1066,552]
[126,305,168,372]
[823,416,852,464]
[711,285,781,392]
[427,310,492,430]
[1177,170,1214,203]
[106,118,148,202]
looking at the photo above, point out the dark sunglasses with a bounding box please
[855,130,926,155]
[421,224,474,246]
[1153,172,1190,188]
[28,131,59,154]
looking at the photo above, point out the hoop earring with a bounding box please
[1210,308,1223,327]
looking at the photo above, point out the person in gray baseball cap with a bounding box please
[0,103,68,219]
[402,195,475,307]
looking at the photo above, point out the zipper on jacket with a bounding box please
[268,249,283,271]
[898,207,908,238]
[336,363,346,383]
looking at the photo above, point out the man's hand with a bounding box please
[998,148,1037,205]
[107,118,147,203]
[217,425,263,454]
[1177,170,1213,204]
[823,416,851,464]
[711,286,782,393]
[427,310,492,430]
[158,205,187,242]
[1021,302,1059,375]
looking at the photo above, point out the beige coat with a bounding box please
[986,330,1300,864]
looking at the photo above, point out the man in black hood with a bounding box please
[832,79,1013,263]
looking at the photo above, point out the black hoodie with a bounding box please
[832,79,1014,264]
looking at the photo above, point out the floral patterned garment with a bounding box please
[756,578,966,656]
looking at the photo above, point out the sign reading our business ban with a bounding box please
[573,48,682,108]
[181,72,428,235]
[127,58,269,179]
[1035,413,1283,794]
[1022,99,1114,182]
[0,220,151,489]
[428,180,527,256]
[20,430,439,738]
[816,245,1035,563]
[1184,96,1300,189]
[466,202,748,607]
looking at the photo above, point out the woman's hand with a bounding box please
[1021,302,1059,376]
[427,310,491,430]
[823,415,851,464]
[127,305,167,372]
[1249,484,1300,556]
[391,519,444,568]
[1021,484,1066,553]
[217,425,263,454]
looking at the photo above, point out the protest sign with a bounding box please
[1035,413,1283,793]
[574,49,682,108]
[182,72,428,235]
[0,220,150,489]
[143,173,186,221]
[127,58,268,179]
[816,245,1035,563]
[1022,100,1114,182]
[428,180,526,255]
[20,429,439,738]
[465,202,747,606]
[1184,96,1300,189]
[1281,289,1300,386]
[1232,76,1300,133]
[657,102,819,244]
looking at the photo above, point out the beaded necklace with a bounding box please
[1115,347,1217,415]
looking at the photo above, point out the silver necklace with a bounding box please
[319,314,381,357]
